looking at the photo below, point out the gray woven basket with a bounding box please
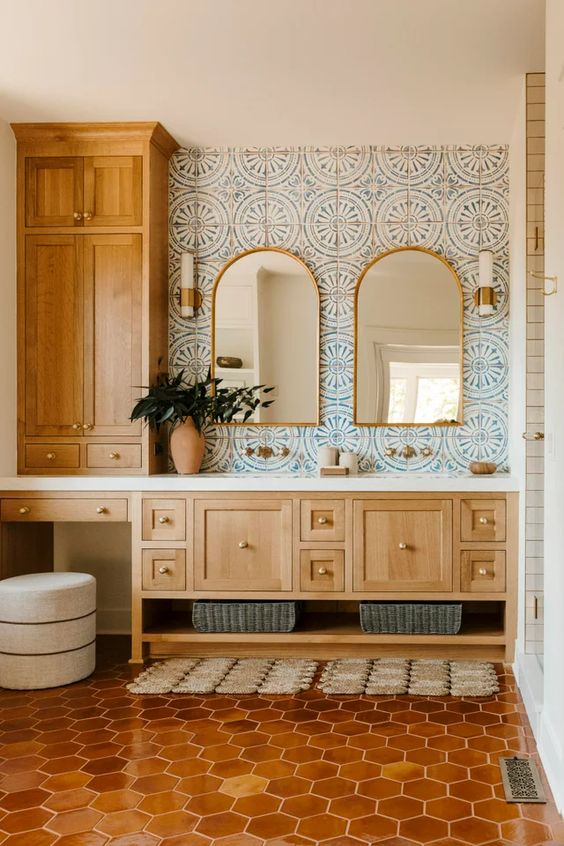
[192,600,302,633]
[360,601,462,635]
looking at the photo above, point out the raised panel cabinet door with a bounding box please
[25,236,84,436]
[194,500,293,591]
[353,499,452,592]
[25,157,84,227]
[83,156,142,226]
[82,234,142,436]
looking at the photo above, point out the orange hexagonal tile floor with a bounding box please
[0,637,562,846]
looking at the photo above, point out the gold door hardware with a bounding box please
[158,516,170,524]
[238,541,248,549]
[244,445,290,459]
[72,422,81,430]
[96,506,107,514]
[522,431,544,441]
[420,446,433,457]
[528,270,558,296]
[478,567,488,576]
[479,516,489,524]
[109,452,120,460]
[534,594,540,620]
[317,567,328,575]
[317,516,328,525]
[83,211,93,221]
[399,542,408,550]
[158,566,169,574]
[46,452,56,460]
[18,506,31,515]
[384,447,397,457]
[73,211,82,221]
[82,423,94,431]
[402,446,416,459]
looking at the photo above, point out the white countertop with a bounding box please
[0,473,520,492]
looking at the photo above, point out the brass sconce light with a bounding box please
[180,252,202,317]
[473,250,497,316]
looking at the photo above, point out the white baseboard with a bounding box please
[96,607,131,635]
[539,713,564,813]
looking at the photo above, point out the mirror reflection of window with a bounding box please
[213,249,319,425]
[355,249,463,426]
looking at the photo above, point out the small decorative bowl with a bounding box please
[469,461,497,475]
[216,356,243,369]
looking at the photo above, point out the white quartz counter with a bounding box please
[0,473,520,492]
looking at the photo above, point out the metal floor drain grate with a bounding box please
[500,756,546,803]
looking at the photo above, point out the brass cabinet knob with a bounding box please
[317,516,328,525]
[238,541,248,549]
[83,211,93,221]
[317,567,328,575]
[72,422,82,430]
[96,506,107,514]
[158,566,169,574]
[479,516,489,525]
[158,516,170,524]
[109,452,120,460]
[73,211,82,221]
[82,423,94,431]
[18,506,31,515]
[46,452,56,460]
[478,567,488,576]
[399,542,408,550]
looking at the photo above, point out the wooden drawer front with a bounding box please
[86,444,142,469]
[461,550,506,593]
[300,550,345,592]
[142,549,186,591]
[194,500,292,591]
[25,444,80,469]
[300,499,345,542]
[0,498,128,522]
[354,499,452,592]
[461,499,506,542]
[142,499,186,541]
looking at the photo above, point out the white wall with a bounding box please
[0,120,16,474]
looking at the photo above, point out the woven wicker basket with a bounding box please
[192,600,302,633]
[360,601,462,635]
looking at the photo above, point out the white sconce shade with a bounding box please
[474,249,497,316]
[180,252,201,317]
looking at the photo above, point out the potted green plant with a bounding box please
[131,370,275,474]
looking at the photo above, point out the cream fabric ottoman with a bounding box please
[0,572,96,690]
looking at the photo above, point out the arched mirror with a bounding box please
[212,248,319,425]
[355,247,463,426]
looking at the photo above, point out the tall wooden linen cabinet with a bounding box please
[12,123,179,475]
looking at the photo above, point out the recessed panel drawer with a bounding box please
[300,499,345,542]
[25,444,80,469]
[142,549,186,591]
[142,499,186,541]
[460,499,506,542]
[0,498,128,522]
[461,550,506,592]
[299,550,345,592]
[86,444,142,469]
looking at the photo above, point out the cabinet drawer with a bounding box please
[25,444,80,469]
[300,499,345,542]
[300,550,345,592]
[0,498,128,522]
[461,550,506,592]
[460,499,506,542]
[142,499,186,541]
[142,549,186,591]
[86,444,142,469]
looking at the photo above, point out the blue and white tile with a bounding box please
[320,334,353,403]
[479,146,509,185]
[170,147,199,189]
[338,189,371,225]
[337,258,366,294]
[374,219,411,252]
[303,188,339,229]
[408,147,444,186]
[231,224,268,254]
[338,223,372,258]
[195,147,230,188]
[194,261,223,321]
[169,336,211,382]
[444,146,484,185]
[266,191,301,227]
[196,226,232,261]
[303,148,342,186]
[319,293,339,332]
[317,404,359,451]
[478,187,509,251]
[302,223,340,261]
[232,148,269,188]
[201,428,234,472]
[337,295,354,333]
[266,224,301,253]
[233,191,267,228]
[337,147,371,188]
[373,147,412,186]
[169,191,198,252]
[474,333,509,401]
[266,148,302,188]
[374,187,410,224]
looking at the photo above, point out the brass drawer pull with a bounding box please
[18,506,31,515]
[479,517,489,525]
[478,567,489,576]
[399,542,408,550]
[158,516,170,524]
[317,567,328,575]
[238,541,248,549]
[73,211,82,221]
[96,506,107,514]
[317,516,328,525]
[46,452,56,460]
[72,422,82,430]
[83,211,93,221]
[82,423,94,431]
[158,566,169,574]
[109,452,120,460]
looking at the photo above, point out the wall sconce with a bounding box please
[180,252,202,317]
[473,249,497,317]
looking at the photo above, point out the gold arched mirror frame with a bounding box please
[353,246,464,427]
[211,247,320,426]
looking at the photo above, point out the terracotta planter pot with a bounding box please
[170,418,205,474]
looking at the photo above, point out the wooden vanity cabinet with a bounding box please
[13,123,179,474]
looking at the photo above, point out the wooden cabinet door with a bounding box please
[82,235,142,435]
[354,499,452,592]
[25,236,84,436]
[83,157,142,226]
[25,157,83,227]
[194,500,292,591]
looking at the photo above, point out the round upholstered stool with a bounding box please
[0,572,96,690]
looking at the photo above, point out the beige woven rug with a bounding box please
[127,657,498,696]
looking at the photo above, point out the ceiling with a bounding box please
[0,0,544,147]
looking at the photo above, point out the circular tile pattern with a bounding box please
[464,333,508,401]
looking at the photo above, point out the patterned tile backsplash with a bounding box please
[169,146,509,474]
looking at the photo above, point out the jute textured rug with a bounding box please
[127,657,499,696]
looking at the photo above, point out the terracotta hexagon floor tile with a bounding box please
[297,812,347,840]
[234,793,281,817]
[329,794,376,820]
[425,763,468,783]
[399,815,450,842]
[449,779,494,802]
[474,798,520,823]
[0,789,51,812]
[87,772,134,793]
[1,833,58,846]
[322,746,363,765]
[54,833,109,846]
[44,808,103,837]
[246,811,297,839]
[500,818,551,844]
[357,777,402,800]
[364,746,405,766]
[426,797,472,821]
[379,795,424,820]
[106,836,160,846]
[403,778,447,801]
[381,761,425,782]
[280,793,328,818]
[349,813,398,840]
[145,810,200,838]
[450,816,501,844]
[311,776,356,799]
[219,774,268,798]
[44,788,97,812]
[138,790,190,815]
[95,809,151,837]
[0,808,54,834]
